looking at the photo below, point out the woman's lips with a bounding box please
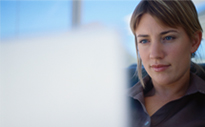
[150,64,170,72]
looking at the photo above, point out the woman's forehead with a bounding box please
[135,13,180,35]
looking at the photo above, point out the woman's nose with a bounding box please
[149,41,164,59]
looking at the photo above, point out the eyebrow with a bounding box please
[160,30,178,35]
[137,35,149,37]
[137,30,178,37]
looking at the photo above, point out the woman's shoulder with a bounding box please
[190,73,205,94]
[191,62,205,81]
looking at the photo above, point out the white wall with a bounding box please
[0,26,127,127]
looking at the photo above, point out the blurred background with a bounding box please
[1,0,205,127]
[1,0,205,65]
[1,0,138,66]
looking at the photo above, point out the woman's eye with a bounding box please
[164,36,175,40]
[139,39,148,44]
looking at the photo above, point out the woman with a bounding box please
[129,0,205,127]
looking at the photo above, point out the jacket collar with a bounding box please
[186,73,205,95]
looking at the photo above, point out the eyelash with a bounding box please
[162,36,176,41]
[139,39,149,44]
[138,36,176,44]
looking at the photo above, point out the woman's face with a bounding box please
[135,13,199,86]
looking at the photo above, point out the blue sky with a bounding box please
[0,0,139,39]
[1,1,71,38]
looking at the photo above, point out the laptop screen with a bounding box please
[0,26,128,127]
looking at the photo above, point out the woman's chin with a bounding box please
[150,74,173,86]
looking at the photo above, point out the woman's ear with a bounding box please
[191,31,202,53]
